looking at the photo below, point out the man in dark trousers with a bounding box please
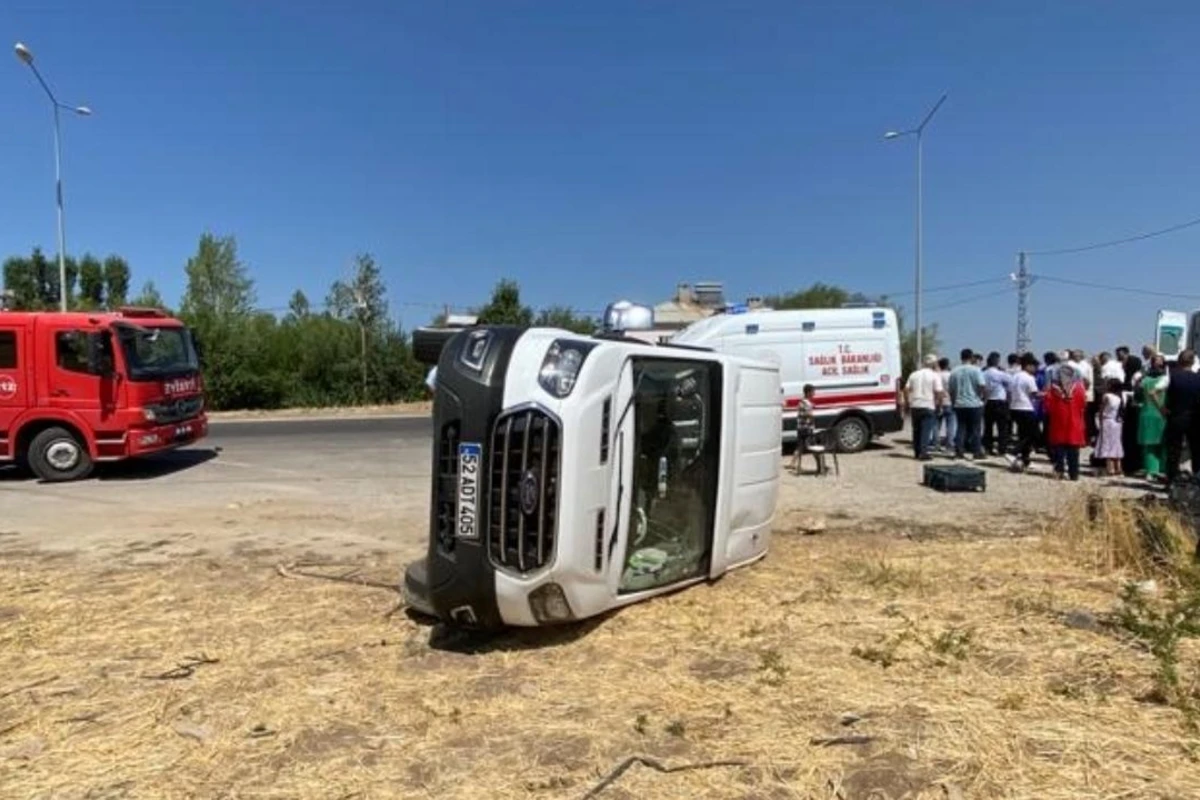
[1164,349,1200,484]
[981,351,1012,455]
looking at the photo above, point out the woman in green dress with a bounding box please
[1139,354,1169,480]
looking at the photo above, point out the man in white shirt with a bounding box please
[982,351,1013,456]
[1008,353,1042,471]
[904,354,944,461]
[1098,351,1124,382]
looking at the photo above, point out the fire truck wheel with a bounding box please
[27,427,94,483]
[832,416,870,454]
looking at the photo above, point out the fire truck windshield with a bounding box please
[116,325,200,380]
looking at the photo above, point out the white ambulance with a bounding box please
[669,306,904,452]
[1155,309,1200,366]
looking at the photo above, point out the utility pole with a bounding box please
[1014,251,1033,355]
[14,42,92,312]
[884,93,948,365]
[353,287,369,402]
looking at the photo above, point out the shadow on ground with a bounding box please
[97,448,220,481]
[0,447,219,484]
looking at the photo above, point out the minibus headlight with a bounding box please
[529,583,575,624]
[538,339,595,398]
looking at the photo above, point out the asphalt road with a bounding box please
[208,415,432,444]
[3,414,439,559]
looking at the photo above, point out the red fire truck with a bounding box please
[0,307,208,482]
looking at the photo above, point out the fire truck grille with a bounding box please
[435,421,460,554]
[488,408,560,573]
[149,396,204,424]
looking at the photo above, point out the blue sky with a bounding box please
[4,1,1200,356]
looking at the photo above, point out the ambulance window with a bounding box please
[0,331,15,368]
[56,332,91,374]
[1158,326,1184,357]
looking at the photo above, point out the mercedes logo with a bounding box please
[519,469,539,516]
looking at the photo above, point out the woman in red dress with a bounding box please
[1043,363,1088,480]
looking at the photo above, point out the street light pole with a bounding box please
[884,93,946,366]
[14,42,92,313]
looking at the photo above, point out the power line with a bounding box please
[925,286,1014,313]
[880,276,1010,298]
[1025,213,1200,256]
[1034,274,1200,301]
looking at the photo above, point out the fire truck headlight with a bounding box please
[538,339,595,398]
[142,408,157,422]
[528,582,575,624]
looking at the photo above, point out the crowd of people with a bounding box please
[902,344,1200,484]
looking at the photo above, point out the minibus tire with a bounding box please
[27,426,94,483]
[832,416,870,454]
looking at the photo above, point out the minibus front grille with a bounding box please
[488,408,560,573]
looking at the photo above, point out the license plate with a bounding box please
[457,443,482,539]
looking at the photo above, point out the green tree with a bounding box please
[476,278,533,326]
[327,253,388,327]
[178,233,260,410]
[78,254,105,309]
[766,282,850,310]
[326,254,392,402]
[30,248,54,308]
[131,280,167,310]
[2,254,39,310]
[180,233,256,320]
[102,256,131,308]
[535,305,597,334]
[287,289,311,320]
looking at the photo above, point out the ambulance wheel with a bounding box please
[832,417,870,454]
[27,426,94,482]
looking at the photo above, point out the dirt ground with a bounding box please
[2,427,1194,799]
[0,424,1150,565]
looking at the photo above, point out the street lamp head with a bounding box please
[14,42,33,64]
[74,105,92,116]
[883,130,902,140]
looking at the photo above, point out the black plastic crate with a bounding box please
[923,464,986,493]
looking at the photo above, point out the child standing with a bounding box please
[1093,378,1125,476]
[791,384,817,474]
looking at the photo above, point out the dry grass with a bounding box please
[3,515,1199,799]
[1047,492,1198,578]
